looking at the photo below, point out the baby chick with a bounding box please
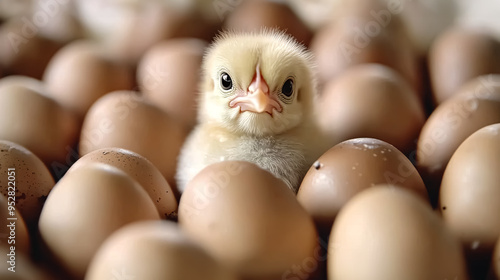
[176,29,328,193]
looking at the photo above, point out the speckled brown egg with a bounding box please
[298,138,428,232]
[317,64,425,153]
[329,186,467,280]
[137,38,207,129]
[69,148,178,219]
[440,123,500,254]
[79,90,188,187]
[0,140,54,230]
[43,40,134,117]
[86,220,237,280]
[417,74,500,203]
[224,0,313,46]
[179,161,317,280]
[0,76,79,170]
[429,27,500,104]
[39,163,160,278]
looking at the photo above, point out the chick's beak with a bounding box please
[229,65,282,115]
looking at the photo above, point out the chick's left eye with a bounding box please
[220,72,233,91]
[281,79,294,97]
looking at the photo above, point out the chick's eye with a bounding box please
[281,79,294,97]
[220,72,233,91]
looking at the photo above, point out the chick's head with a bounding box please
[199,30,317,136]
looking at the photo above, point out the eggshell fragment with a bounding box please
[137,38,207,129]
[429,28,500,104]
[0,140,55,230]
[318,64,425,153]
[43,40,134,117]
[329,187,467,280]
[440,123,500,253]
[86,220,237,280]
[38,163,160,278]
[417,74,500,202]
[179,161,317,279]
[0,76,80,168]
[79,90,188,187]
[298,138,427,231]
[69,148,178,219]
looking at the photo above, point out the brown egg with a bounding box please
[179,161,317,279]
[298,138,427,232]
[440,123,500,254]
[0,193,30,255]
[43,40,134,118]
[310,2,419,91]
[0,140,55,230]
[69,148,178,219]
[417,74,500,203]
[79,90,188,187]
[0,76,80,167]
[429,27,500,104]
[329,187,467,280]
[0,17,62,79]
[137,38,207,129]
[224,0,313,46]
[39,163,160,278]
[76,0,214,64]
[86,220,237,280]
[318,64,425,153]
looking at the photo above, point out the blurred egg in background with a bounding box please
[0,0,499,279]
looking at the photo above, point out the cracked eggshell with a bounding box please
[68,147,178,219]
[39,163,160,278]
[86,221,237,280]
[297,138,427,232]
[0,140,54,230]
[440,123,500,253]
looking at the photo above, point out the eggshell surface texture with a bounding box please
[179,161,317,279]
[0,140,55,229]
[79,90,188,187]
[440,123,500,252]
[86,220,237,280]
[69,147,178,219]
[38,163,160,278]
[329,187,467,280]
[298,138,427,229]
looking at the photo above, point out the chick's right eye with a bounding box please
[220,72,233,91]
